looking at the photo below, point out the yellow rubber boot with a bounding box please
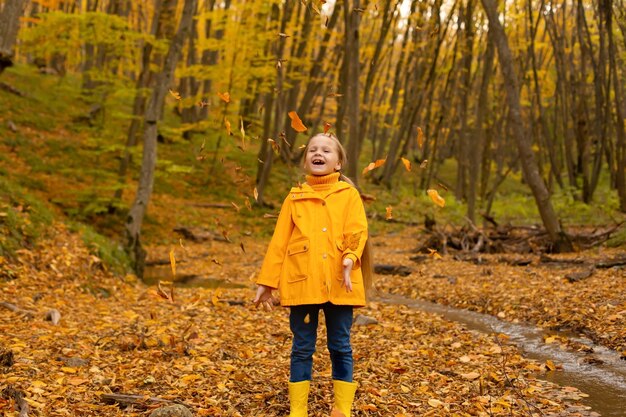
[332,380,358,417]
[288,380,310,417]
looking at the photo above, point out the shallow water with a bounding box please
[377,294,626,417]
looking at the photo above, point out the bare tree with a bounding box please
[480,0,572,252]
[0,0,28,74]
[125,0,198,277]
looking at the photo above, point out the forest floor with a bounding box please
[1,223,620,416]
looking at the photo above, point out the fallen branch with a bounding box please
[100,393,194,409]
[0,81,26,97]
[2,386,29,417]
[0,302,36,319]
[374,264,413,276]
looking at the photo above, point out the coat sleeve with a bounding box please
[256,196,294,289]
[341,188,368,270]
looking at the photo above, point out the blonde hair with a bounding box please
[302,133,375,297]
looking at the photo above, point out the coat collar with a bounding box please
[289,181,351,200]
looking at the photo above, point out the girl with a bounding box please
[254,133,372,417]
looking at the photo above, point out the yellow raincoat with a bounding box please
[256,177,368,307]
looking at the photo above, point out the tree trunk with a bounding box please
[480,0,572,252]
[0,0,28,74]
[125,0,197,277]
[343,0,362,181]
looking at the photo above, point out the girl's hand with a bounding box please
[254,285,275,311]
[342,258,354,292]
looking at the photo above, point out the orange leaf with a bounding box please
[401,157,411,172]
[324,121,332,134]
[288,111,308,132]
[331,409,346,417]
[427,248,443,259]
[304,313,310,324]
[253,187,259,202]
[217,92,230,103]
[385,206,393,220]
[427,189,446,208]
[362,158,386,175]
[417,127,424,148]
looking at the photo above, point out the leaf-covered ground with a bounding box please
[0,224,605,416]
[372,228,626,356]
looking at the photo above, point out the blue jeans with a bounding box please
[289,303,354,383]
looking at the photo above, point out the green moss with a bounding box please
[68,222,132,275]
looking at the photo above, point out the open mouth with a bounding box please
[312,159,325,165]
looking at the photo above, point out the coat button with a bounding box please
[322,253,327,259]
[322,227,327,232]
[322,201,326,206]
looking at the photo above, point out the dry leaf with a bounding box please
[401,157,411,172]
[240,242,246,253]
[419,159,429,169]
[278,32,290,38]
[217,92,230,103]
[427,248,443,259]
[231,202,241,212]
[385,206,393,220]
[362,158,386,175]
[240,116,246,148]
[304,313,310,324]
[427,189,446,208]
[288,111,308,132]
[461,372,480,380]
[168,89,181,100]
[428,398,443,407]
[169,248,176,277]
[268,138,280,154]
[330,409,346,417]
[324,121,331,134]
[253,187,259,202]
[225,118,232,136]
[417,127,424,148]
[212,259,222,266]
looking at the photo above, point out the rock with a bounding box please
[149,404,193,417]
[354,314,378,326]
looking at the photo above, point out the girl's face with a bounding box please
[303,135,342,176]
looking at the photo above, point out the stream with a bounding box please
[377,294,626,417]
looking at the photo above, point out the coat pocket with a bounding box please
[286,238,309,283]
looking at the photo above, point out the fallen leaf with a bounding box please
[428,398,443,407]
[427,248,443,259]
[461,372,480,380]
[168,89,181,100]
[385,206,393,220]
[169,248,176,277]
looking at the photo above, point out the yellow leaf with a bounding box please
[68,377,89,386]
[545,359,557,371]
[181,374,202,383]
[169,248,176,277]
[417,127,424,148]
[428,398,443,407]
[385,206,393,220]
[427,248,443,259]
[240,116,246,148]
[400,384,410,393]
[168,89,181,100]
[288,111,308,132]
[304,313,310,324]
[225,117,232,136]
[268,138,280,154]
[231,202,241,212]
[253,187,259,202]
[401,157,411,172]
[461,372,480,380]
[212,289,222,306]
[331,409,346,417]
[362,158,387,175]
[61,367,77,374]
[427,189,446,207]
[544,335,558,344]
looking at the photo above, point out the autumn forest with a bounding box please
[1,0,625,416]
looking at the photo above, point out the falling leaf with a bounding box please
[385,206,393,220]
[231,202,241,212]
[157,280,173,302]
[353,7,365,13]
[545,360,557,371]
[419,159,429,169]
[278,32,290,37]
[417,127,424,148]
[427,189,446,208]
[327,91,343,98]
[401,157,411,172]
[437,182,449,192]
[344,232,362,250]
[240,117,246,140]
[169,248,176,277]
[324,122,332,134]
[168,89,181,100]
[225,118,232,136]
[197,98,209,108]
[212,258,222,266]
[268,138,280,154]
[221,230,231,242]
[244,198,252,211]
[304,313,310,324]
[240,242,246,253]
[362,158,387,175]
[217,92,230,103]
[253,187,259,201]
[212,289,222,306]
[288,111,308,132]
